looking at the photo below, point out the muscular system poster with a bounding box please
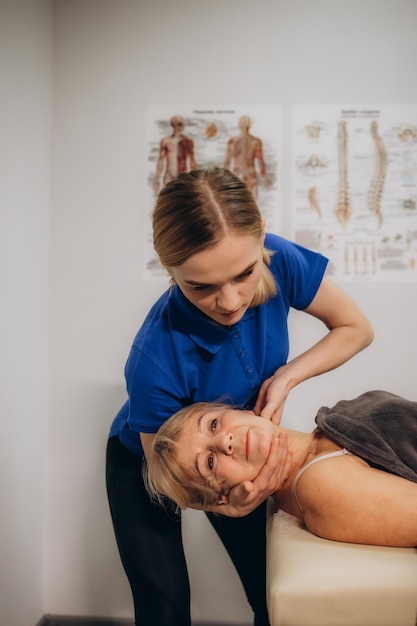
[143,106,281,278]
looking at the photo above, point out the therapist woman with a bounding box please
[106,167,373,626]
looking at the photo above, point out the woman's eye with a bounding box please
[237,268,254,281]
[207,453,214,470]
[192,285,208,292]
[243,268,254,277]
[192,283,216,292]
[210,418,217,432]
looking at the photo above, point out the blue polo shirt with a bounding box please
[109,234,328,456]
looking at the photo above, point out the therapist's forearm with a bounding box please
[277,322,374,391]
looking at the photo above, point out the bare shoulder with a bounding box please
[296,451,367,516]
[296,452,417,547]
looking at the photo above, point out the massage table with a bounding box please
[266,502,417,626]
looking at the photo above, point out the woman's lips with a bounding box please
[219,309,241,318]
[245,430,250,460]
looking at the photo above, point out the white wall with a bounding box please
[3,0,417,624]
[0,1,52,625]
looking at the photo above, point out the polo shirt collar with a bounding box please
[170,286,255,355]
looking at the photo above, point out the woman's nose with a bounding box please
[216,284,239,311]
[215,432,233,455]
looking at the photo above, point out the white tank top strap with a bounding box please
[292,448,351,514]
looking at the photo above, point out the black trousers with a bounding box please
[106,436,270,626]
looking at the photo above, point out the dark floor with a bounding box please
[36,615,245,626]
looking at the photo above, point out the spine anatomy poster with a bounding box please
[143,106,281,278]
[292,106,417,282]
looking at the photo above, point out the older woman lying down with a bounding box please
[145,390,417,547]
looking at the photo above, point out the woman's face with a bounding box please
[169,232,264,326]
[177,406,279,493]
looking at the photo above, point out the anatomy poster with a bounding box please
[292,106,417,282]
[143,106,281,277]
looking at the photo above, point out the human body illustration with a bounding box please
[224,116,271,196]
[334,120,351,228]
[368,120,387,228]
[308,186,321,218]
[147,390,417,548]
[106,168,373,626]
[153,115,197,193]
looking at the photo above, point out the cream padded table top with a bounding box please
[267,505,417,626]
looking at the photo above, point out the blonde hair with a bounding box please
[144,402,230,510]
[152,168,277,307]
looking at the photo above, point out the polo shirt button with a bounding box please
[233,332,240,338]
[247,367,253,373]
[240,350,246,356]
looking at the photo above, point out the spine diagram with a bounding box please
[308,186,321,218]
[334,121,351,228]
[367,121,387,228]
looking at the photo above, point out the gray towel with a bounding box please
[315,390,417,483]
